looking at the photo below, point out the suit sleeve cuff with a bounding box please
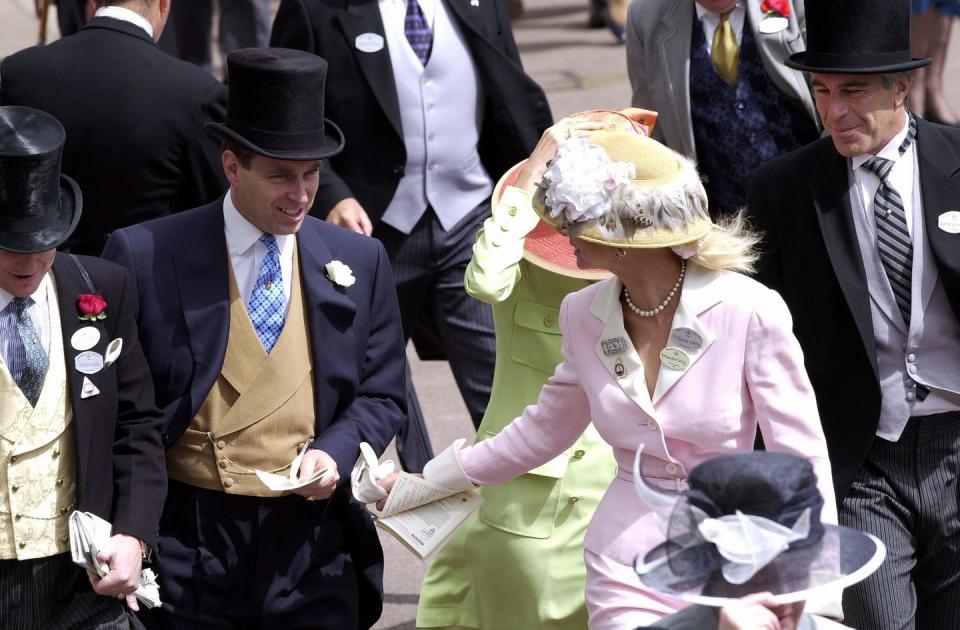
[423,439,476,492]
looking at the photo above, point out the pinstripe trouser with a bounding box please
[840,411,960,630]
[0,552,130,630]
[374,204,497,472]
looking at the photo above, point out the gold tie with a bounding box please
[711,11,739,86]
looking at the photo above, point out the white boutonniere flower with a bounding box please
[325,260,356,287]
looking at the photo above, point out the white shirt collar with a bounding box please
[222,190,293,257]
[695,1,743,20]
[0,273,53,316]
[94,6,155,39]
[380,0,436,27]
[851,114,911,171]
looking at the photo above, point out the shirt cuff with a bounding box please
[423,439,476,492]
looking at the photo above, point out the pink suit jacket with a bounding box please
[443,263,837,569]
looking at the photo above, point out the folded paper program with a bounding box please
[68,511,162,609]
[255,442,327,492]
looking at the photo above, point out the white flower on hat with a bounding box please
[543,138,635,225]
[325,260,356,287]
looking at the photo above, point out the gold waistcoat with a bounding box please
[166,247,316,497]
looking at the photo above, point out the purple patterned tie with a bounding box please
[405,0,433,65]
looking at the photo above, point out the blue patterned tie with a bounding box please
[405,0,433,65]
[9,297,48,406]
[247,234,285,353]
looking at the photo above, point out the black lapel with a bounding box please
[296,221,358,430]
[811,144,879,380]
[51,254,110,485]
[172,202,230,424]
[335,1,403,138]
[917,119,960,301]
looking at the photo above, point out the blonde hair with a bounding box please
[689,211,761,274]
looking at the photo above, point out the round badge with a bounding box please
[70,326,101,352]
[758,15,788,34]
[670,327,704,352]
[75,351,105,375]
[660,347,690,371]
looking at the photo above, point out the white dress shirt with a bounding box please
[223,192,295,317]
[380,0,436,31]
[0,274,53,378]
[852,118,916,237]
[695,1,745,55]
[94,5,155,38]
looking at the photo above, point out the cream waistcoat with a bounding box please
[0,282,77,559]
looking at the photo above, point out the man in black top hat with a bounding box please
[0,106,166,629]
[102,48,407,629]
[748,0,960,626]
[1,0,227,256]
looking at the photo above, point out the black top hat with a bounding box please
[207,48,345,161]
[632,450,885,605]
[786,0,932,74]
[0,106,82,254]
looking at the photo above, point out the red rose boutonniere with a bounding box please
[77,294,107,321]
[760,0,790,18]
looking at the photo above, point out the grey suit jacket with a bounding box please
[626,0,816,159]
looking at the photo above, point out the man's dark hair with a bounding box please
[221,139,255,169]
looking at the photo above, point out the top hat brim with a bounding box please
[635,526,886,607]
[785,51,932,74]
[206,118,346,161]
[493,161,610,281]
[0,175,82,254]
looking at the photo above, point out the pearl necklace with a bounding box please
[622,260,686,317]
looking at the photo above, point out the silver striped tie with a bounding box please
[863,116,917,328]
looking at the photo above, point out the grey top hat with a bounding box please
[786,0,931,74]
[0,106,82,254]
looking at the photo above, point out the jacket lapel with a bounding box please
[655,0,695,157]
[173,201,231,420]
[812,146,879,379]
[336,1,403,138]
[589,279,658,420]
[52,255,110,486]
[917,119,960,316]
[652,265,719,404]
[297,222,358,431]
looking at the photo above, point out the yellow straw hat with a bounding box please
[532,132,711,249]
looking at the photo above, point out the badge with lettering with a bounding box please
[660,347,690,371]
[75,351,104,375]
[670,327,703,352]
[602,337,627,356]
[614,360,627,379]
[355,33,384,54]
[938,211,960,234]
[70,326,100,352]
[80,376,100,399]
[758,15,788,34]
[104,338,123,367]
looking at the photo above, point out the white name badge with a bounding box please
[71,326,101,352]
[660,347,690,371]
[355,33,384,54]
[758,15,788,34]
[75,351,104,375]
[938,211,960,234]
[670,327,704,352]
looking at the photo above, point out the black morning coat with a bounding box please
[0,17,228,255]
[747,118,960,500]
[49,254,166,548]
[270,0,554,223]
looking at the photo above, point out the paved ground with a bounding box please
[1,1,958,628]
